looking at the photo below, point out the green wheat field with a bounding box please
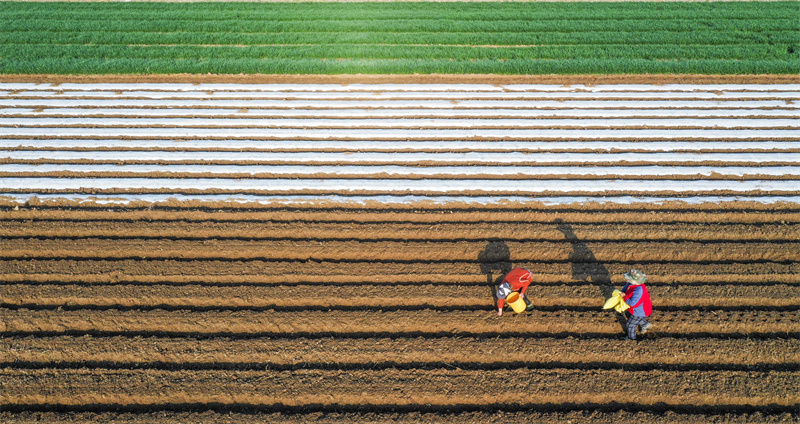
[1,1,798,74]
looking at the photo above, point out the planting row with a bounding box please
[1,83,798,205]
[4,309,798,337]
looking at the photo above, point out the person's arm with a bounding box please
[625,286,642,307]
[497,298,505,316]
[520,269,532,295]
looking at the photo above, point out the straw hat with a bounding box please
[624,269,647,285]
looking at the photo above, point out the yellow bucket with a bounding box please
[506,292,527,313]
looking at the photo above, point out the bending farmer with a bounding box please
[620,269,653,340]
[496,267,535,316]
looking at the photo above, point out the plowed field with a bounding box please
[1,76,799,423]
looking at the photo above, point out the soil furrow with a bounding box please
[3,309,798,337]
[4,336,797,371]
[6,360,798,373]
[5,261,797,284]
[2,284,797,309]
[4,207,799,223]
[3,221,798,242]
[4,239,798,263]
[1,411,795,424]
[2,369,797,411]
[4,273,799,287]
[0,409,797,424]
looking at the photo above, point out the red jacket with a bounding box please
[622,283,652,317]
[497,267,532,309]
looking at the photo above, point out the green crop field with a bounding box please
[0,1,798,74]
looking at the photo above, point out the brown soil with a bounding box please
[2,202,799,423]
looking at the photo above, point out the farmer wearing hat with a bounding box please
[620,269,653,340]
[496,266,535,316]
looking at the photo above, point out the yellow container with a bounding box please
[506,292,527,313]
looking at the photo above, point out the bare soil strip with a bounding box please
[4,206,799,222]
[3,368,798,411]
[3,283,798,309]
[0,411,795,424]
[6,221,799,241]
[4,239,799,263]
[6,260,796,288]
[5,336,797,370]
[4,308,799,337]
[5,272,800,287]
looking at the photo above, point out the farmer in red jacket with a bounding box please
[496,267,535,316]
[620,269,653,340]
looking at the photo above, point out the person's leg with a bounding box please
[640,318,652,334]
[626,316,645,340]
[523,295,534,311]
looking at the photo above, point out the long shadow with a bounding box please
[477,239,512,306]
[555,218,627,333]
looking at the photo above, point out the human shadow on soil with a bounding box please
[555,218,627,333]
[477,239,513,306]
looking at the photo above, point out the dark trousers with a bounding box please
[626,315,649,340]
